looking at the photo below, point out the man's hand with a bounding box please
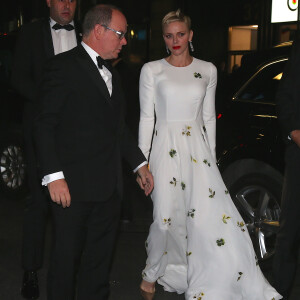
[136,165,154,196]
[291,129,300,148]
[48,179,71,208]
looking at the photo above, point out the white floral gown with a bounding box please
[138,58,282,300]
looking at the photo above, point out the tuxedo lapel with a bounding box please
[42,19,55,59]
[76,45,111,104]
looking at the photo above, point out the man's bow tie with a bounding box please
[52,23,74,31]
[96,56,112,71]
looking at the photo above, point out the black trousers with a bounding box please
[22,129,49,271]
[47,191,121,300]
[273,144,300,298]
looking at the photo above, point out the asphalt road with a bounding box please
[0,187,300,300]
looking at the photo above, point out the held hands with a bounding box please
[47,179,71,208]
[291,129,300,148]
[136,165,154,196]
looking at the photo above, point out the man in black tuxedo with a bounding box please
[34,4,153,300]
[274,38,300,299]
[11,0,80,298]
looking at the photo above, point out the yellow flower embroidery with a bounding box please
[193,292,205,299]
[182,125,192,136]
[237,221,246,232]
[163,218,171,225]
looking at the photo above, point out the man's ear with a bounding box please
[94,24,104,40]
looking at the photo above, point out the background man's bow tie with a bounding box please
[96,56,112,71]
[52,23,74,31]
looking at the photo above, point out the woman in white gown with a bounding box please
[138,9,282,300]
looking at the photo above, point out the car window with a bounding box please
[0,34,16,86]
[234,59,288,104]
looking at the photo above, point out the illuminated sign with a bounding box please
[271,0,298,23]
[288,0,298,11]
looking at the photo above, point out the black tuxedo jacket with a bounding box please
[11,18,81,130]
[276,38,300,142]
[34,45,146,202]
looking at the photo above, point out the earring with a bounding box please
[166,46,170,54]
[189,41,194,52]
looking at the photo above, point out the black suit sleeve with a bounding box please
[276,38,300,139]
[11,24,37,102]
[120,124,146,170]
[34,57,67,176]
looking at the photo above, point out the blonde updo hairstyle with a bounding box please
[162,9,191,32]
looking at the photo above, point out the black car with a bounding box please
[216,43,292,267]
[0,33,27,199]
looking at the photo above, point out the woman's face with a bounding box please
[163,21,193,56]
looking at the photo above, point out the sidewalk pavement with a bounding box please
[0,188,300,299]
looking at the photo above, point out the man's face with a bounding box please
[46,0,77,25]
[98,10,127,60]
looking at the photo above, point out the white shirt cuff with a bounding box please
[133,161,148,173]
[42,171,65,186]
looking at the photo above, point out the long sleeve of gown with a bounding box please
[138,63,155,160]
[202,63,217,162]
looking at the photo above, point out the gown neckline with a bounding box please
[162,57,194,68]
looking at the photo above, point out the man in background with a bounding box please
[274,37,300,300]
[11,1,80,299]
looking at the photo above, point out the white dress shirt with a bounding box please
[42,42,146,186]
[81,41,113,95]
[49,18,77,55]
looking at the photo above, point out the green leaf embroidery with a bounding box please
[164,251,168,255]
[163,218,171,225]
[203,125,206,132]
[194,72,202,78]
[190,155,197,163]
[237,272,243,281]
[186,251,192,256]
[169,149,177,158]
[187,209,195,218]
[142,272,146,278]
[203,159,211,167]
[225,190,229,194]
[222,214,231,224]
[216,238,225,246]
[237,221,246,232]
[209,188,215,198]
[170,177,177,186]
[181,182,186,190]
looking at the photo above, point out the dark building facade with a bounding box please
[2,0,299,70]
